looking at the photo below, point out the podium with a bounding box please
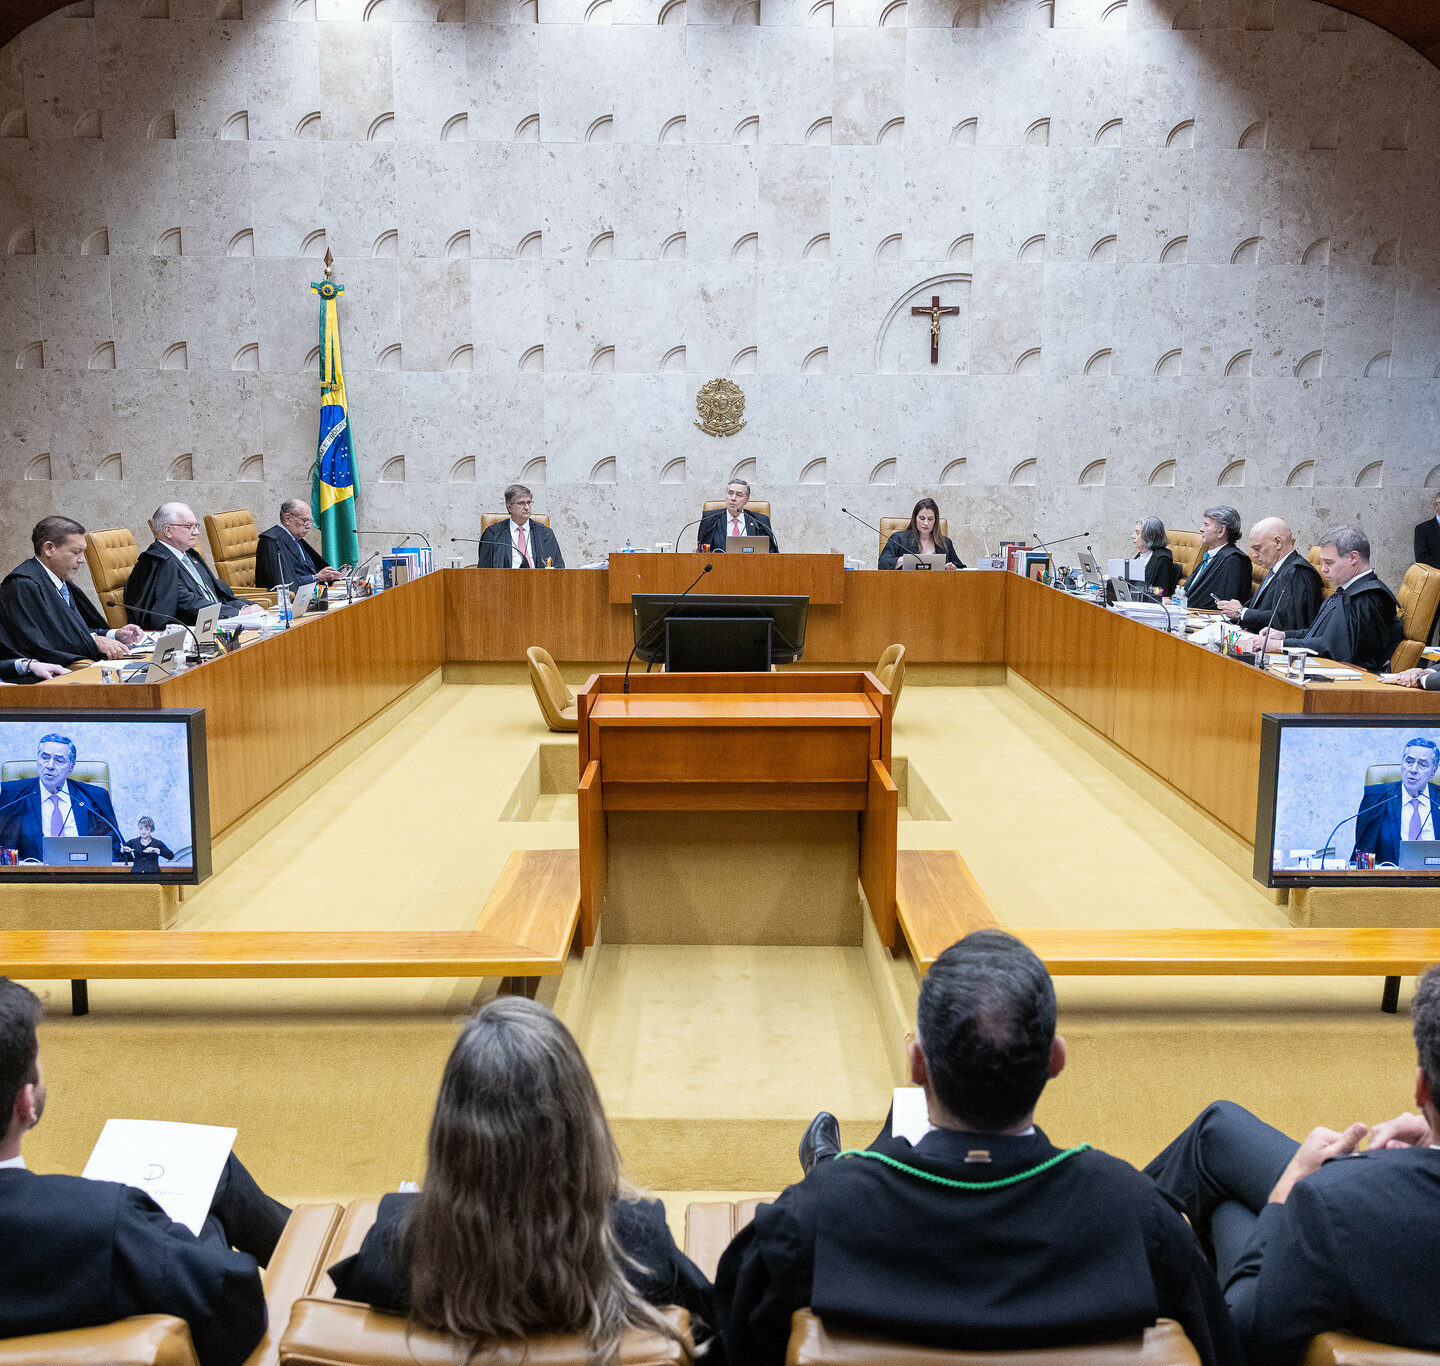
[576,672,897,949]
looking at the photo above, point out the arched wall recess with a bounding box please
[520,455,547,482]
[169,453,193,481]
[1010,459,1038,486]
[450,456,476,481]
[1149,460,1176,486]
[379,456,406,482]
[238,454,265,482]
[940,458,966,485]
[800,458,827,484]
[731,457,757,483]
[591,457,617,484]
[660,457,686,483]
[870,458,897,485]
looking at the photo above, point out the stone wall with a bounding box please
[0,0,1436,583]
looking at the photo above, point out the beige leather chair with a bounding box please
[2,759,110,791]
[1391,564,1440,672]
[1166,531,1202,582]
[1366,764,1401,788]
[878,518,948,561]
[84,527,141,628]
[785,1311,1201,1364]
[480,513,551,533]
[1308,546,1336,599]
[684,1198,768,1281]
[1304,1334,1440,1364]
[0,1203,342,1366]
[1250,559,1266,597]
[876,644,906,714]
[528,646,578,731]
[281,1199,693,1366]
[204,511,276,604]
[702,500,771,519]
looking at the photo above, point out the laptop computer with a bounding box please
[897,554,948,570]
[726,535,771,554]
[291,583,319,619]
[1077,549,1105,588]
[42,835,114,867]
[192,603,221,654]
[1398,841,1440,871]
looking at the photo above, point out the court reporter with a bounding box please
[713,931,1241,1366]
[327,997,715,1363]
[0,978,291,1365]
[878,498,964,569]
[1146,963,1440,1365]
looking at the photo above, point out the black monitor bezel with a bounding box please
[0,708,211,886]
[631,593,809,665]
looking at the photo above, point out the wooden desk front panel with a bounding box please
[446,569,630,661]
[607,553,846,605]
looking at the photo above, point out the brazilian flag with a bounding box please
[309,274,360,568]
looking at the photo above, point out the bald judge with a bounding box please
[1215,518,1324,635]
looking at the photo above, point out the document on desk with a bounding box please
[83,1119,236,1235]
[891,1086,935,1145]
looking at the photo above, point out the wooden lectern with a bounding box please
[576,672,898,949]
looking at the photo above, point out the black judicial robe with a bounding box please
[1415,518,1440,573]
[1182,543,1252,611]
[1280,571,1401,673]
[124,542,243,628]
[255,524,330,590]
[713,1126,1241,1366]
[696,508,779,553]
[0,558,108,666]
[1143,547,1180,596]
[878,529,965,570]
[1236,552,1325,633]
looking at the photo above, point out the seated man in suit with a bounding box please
[1215,518,1323,634]
[1241,527,1401,674]
[124,503,264,629]
[1182,506,1252,610]
[0,732,124,863]
[254,499,344,590]
[697,480,779,553]
[0,659,67,684]
[1146,963,1440,1365]
[0,978,289,1366]
[1350,736,1440,866]
[1415,491,1440,573]
[477,484,565,568]
[714,930,1241,1366]
[0,516,145,667]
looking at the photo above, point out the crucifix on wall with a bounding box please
[911,295,959,364]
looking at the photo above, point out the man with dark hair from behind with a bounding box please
[713,931,1242,1366]
[0,978,291,1364]
[1146,963,1440,1366]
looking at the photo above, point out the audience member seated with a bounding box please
[125,503,262,629]
[1415,492,1440,573]
[1241,526,1401,673]
[0,658,66,684]
[327,996,714,1363]
[878,498,964,569]
[477,484,566,568]
[0,978,290,1366]
[712,930,1241,1366]
[1182,506,1253,611]
[0,516,144,667]
[697,480,778,553]
[1146,963,1440,1366]
[1129,516,1178,596]
[255,499,344,590]
[1216,518,1323,634]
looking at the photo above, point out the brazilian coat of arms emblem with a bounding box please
[694,378,747,437]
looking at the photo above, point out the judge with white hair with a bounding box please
[123,503,263,628]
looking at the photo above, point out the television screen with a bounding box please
[1255,713,1440,886]
[631,593,809,666]
[0,710,210,884]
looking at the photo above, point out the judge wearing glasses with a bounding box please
[477,486,566,569]
[124,504,264,628]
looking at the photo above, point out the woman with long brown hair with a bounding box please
[878,498,965,569]
[328,997,714,1362]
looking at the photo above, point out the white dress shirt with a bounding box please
[1131,550,1152,571]
[1402,788,1435,843]
[39,781,78,838]
[0,1156,25,1170]
[36,559,117,640]
[1255,549,1297,600]
[728,512,745,540]
[509,518,534,568]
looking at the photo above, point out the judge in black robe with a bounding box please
[0,658,67,683]
[1246,560,1400,673]
[1183,543,1252,611]
[125,542,246,628]
[1415,495,1440,572]
[1222,552,1324,634]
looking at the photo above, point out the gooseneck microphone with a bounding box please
[365,530,433,551]
[623,563,712,694]
[841,507,884,535]
[1252,584,1289,661]
[1032,531,1091,555]
[672,518,703,552]
[1318,791,1402,870]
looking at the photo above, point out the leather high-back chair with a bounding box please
[1304,1333,1440,1364]
[528,646,578,731]
[876,644,906,714]
[785,1311,1201,1364]
[1251,559,1266,596]
[205,511,260,590]
[1365,764,1401,788]
[878,518,948,560]
[2,759,110,791]
[480,513,551,533]
[1166,531,1202,581]
[702,500,771,520]
[1391,564,1440,672]
[1309,546,1336,599]
[84,528,141,628]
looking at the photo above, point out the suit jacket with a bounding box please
[878,529,965,570]
[1183,542,1252,611]
[713,1126,1241,1366]
[124,542,241,628]
[0,777,123,862]
[0,557,108,666]
[697,508,779,554]
[1236,553,1325,633]
[0,1166,265,1366]
[1223,1146,1440,1366]
[1415,518,1440,572]
[328,1192,716,1348]
[255,525,330,590]
[476,520,566,569]
[1350,780,1440,865]
[1142,548,1180,596]
[1283,571,1401,673]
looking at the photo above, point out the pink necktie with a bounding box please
[49,795,63,837]
[1410,799,1424,842]
[731,516,741,537]
[517,524,529,566]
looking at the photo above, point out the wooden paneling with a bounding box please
[446,568,629,661]
[819,570,1007,665]
[607,552,846,604]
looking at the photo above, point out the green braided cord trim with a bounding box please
[833,1143,1092,1191]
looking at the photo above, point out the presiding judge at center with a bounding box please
[879,498,964,569]
[697,480,779,552]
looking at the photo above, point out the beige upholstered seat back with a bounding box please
[84,528,140,627]
[1303,1332,1440,1364]
[876,644,906,713]
[1167,531,1202,581]
[527,646,579,732]
[702,501,771,519]
[204,511,259,589]
[0,1315,199,1365]
[1,759,110,791]
[479,513,551,533]
[1392,563,1440,671]
[878,518,948,559]
[1308,546,1336,599]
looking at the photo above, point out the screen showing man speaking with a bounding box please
[1256,714,1440,886]
[0,710,210,884]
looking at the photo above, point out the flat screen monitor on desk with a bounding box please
[665,617,772,672]
[631,593,809,666]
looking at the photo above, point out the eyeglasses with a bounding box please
[167,521,199,531]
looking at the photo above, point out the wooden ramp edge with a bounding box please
[896,849,1001,971]
[472,848,581,967]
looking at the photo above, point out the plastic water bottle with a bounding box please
[1171,587,1187,633]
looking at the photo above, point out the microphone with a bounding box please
[365,530,433,551]
[1318,790,1403,871]
[673,518,703,553]
[68,790,128,859]
[623,563,712,694]
[1251,584,1289,663]
[1032,530,1091,554]
[841,507,884,535]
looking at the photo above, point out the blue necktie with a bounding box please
[60,583,72,608]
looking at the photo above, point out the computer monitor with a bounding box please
[665,617,772,672]
[631,594,809,666]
